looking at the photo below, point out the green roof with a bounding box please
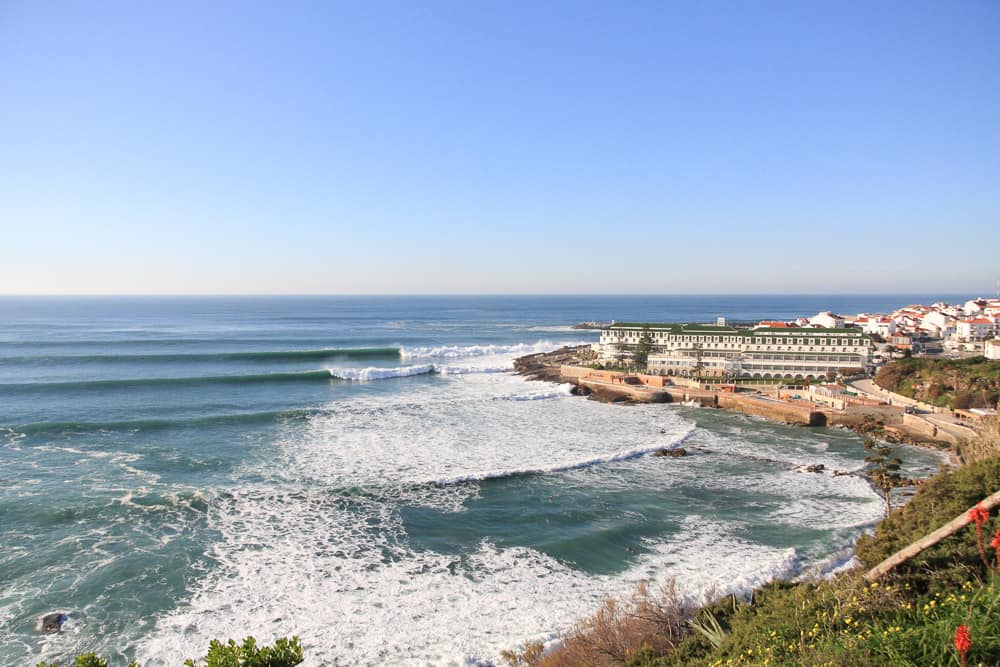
[608,323,737,333]
[606,322,866,336]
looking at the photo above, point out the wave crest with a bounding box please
[327,364,436,381]
[427,425,697,485]
[400,340,577,360]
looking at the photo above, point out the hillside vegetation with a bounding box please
[506,451,1000,667]
[875,357,1000,409]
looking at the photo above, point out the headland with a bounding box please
[514,345,968,462]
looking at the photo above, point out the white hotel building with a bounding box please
[598,323,872,380]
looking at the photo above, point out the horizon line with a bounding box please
[0,292,987,298]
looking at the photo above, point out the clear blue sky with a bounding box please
[1,1,998,294]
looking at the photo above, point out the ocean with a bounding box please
[0,295,959,665]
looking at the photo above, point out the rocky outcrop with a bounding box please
[513,345,594,381]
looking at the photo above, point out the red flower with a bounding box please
[969,502,992,571]
[955,625,971,666]
[969,502,989,527]
[992,529,1000,575]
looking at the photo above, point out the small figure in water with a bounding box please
[38,613,67,633]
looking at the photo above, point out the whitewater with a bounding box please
[0,296,950,666]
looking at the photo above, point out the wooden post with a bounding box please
[864,489,1000,581]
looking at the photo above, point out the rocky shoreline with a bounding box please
[513,346,961,468]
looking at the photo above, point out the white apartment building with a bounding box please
[598,323,871,380]
[808,311,845,329]
[957,318,999,341]
[921,311,957,338]
[985,339,1000,361]
[862,316,896,338]
[964,299,989,314]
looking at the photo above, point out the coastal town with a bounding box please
[517,297,1000,451]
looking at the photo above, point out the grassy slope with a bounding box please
[875,357,1000,409]
[524,455,1000,667]
[629,456,1000,667]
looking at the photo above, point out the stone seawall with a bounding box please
[518,357,967,449]
[574,375,824,425]
[716,393,822,426]
[577,379,672,403]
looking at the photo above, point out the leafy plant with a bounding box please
[184,636,304,667]
[687,609,727,649]
[34,637,301,667]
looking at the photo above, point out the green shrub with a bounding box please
[34,637,302,667]
[855,456,1000,593]
[185,636,303,667]
[571,456,1000,666]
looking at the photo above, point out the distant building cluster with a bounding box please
[596,297,1000,380]
[849,298,1000,356]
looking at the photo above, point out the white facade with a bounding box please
[957,318,999,341]
[964,299,988,314]
[920,311,956,338]
[863,317,896,337]
[985,339,1000,361]
[598,323,871,380]
[809,311,845,329]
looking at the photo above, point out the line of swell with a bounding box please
[0,370,336,392]
[427,427,699,486]
[8,409,318,436]
[0,347,401,365]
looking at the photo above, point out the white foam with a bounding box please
[500,383,576,401]
[328,364,435,381]
[429,425,696,486]
[326,363,514,382]
[521,325,580,333]
[135,496,801,667]
[400,340,578,361]
[133,371,916,666]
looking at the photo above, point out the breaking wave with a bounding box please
[0,347,401,366]
[327,364,436,381]
[427,425,697,486]
[400,340,580,360]
[0,370,335,393]
[8,409,317,436]
[327,363,512,382]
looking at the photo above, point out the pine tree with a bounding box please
[863,437,903,518]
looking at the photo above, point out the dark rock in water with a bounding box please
[40,613,67,633]
[654,447,687,458]
[804,464,825,473]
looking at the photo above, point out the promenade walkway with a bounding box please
[846,379,978,442]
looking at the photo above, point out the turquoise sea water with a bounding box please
[0,296,956,665]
